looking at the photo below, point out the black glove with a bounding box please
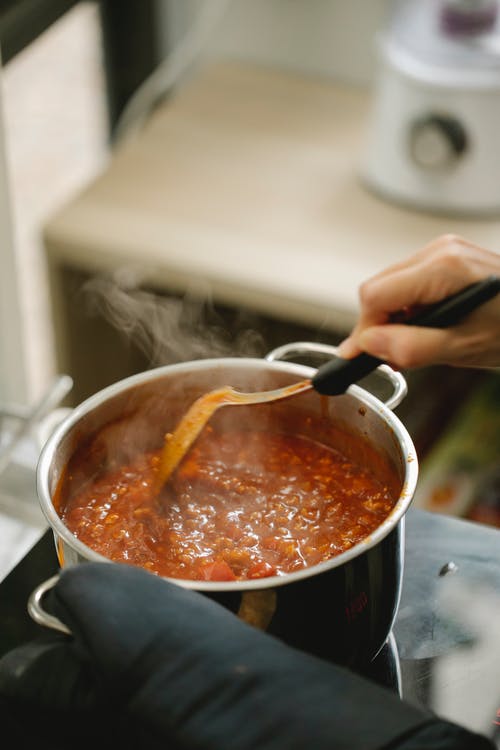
[0,562,494,750]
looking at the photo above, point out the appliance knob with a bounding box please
[409,114,468,170]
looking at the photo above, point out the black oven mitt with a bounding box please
[0,562,494,750]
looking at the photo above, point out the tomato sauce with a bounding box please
[58,425,397,582]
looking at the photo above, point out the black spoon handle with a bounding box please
[311,275,500,396]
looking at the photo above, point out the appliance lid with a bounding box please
[381,0,500,86]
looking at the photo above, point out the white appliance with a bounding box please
[361,0,500,216]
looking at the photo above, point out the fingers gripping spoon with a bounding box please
[157,276,500,488]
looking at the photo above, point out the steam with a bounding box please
[81,271,267,366]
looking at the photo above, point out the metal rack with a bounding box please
[0,375,72,479]
[0,375,72,580]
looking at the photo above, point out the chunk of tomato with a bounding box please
[200,560,237,581]
[247,561,277,579]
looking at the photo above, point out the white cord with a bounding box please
[113,0,232,145]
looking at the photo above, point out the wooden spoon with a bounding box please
[155,379,311,488]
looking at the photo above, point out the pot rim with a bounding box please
[37,357,419,592]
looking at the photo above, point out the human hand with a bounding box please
[338,235,500,369]
[0,563,494,750]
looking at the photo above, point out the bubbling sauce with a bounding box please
[58,426,397,581]
[156,379,312,489]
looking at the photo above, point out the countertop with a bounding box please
[44,61,500,336]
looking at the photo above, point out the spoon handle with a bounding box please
[311,275,500,396]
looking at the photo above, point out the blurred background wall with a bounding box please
[160,0,391,86]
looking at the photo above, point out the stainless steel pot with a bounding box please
[32,343,418,666]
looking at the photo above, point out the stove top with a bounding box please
[0,509,499,746]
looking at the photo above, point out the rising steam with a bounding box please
[81,272,266,366]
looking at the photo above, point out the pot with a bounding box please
[32,343,418,667]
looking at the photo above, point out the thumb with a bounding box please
[359,325,453,369]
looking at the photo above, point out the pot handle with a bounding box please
[27,575,71,635]
[265,341,407,411]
